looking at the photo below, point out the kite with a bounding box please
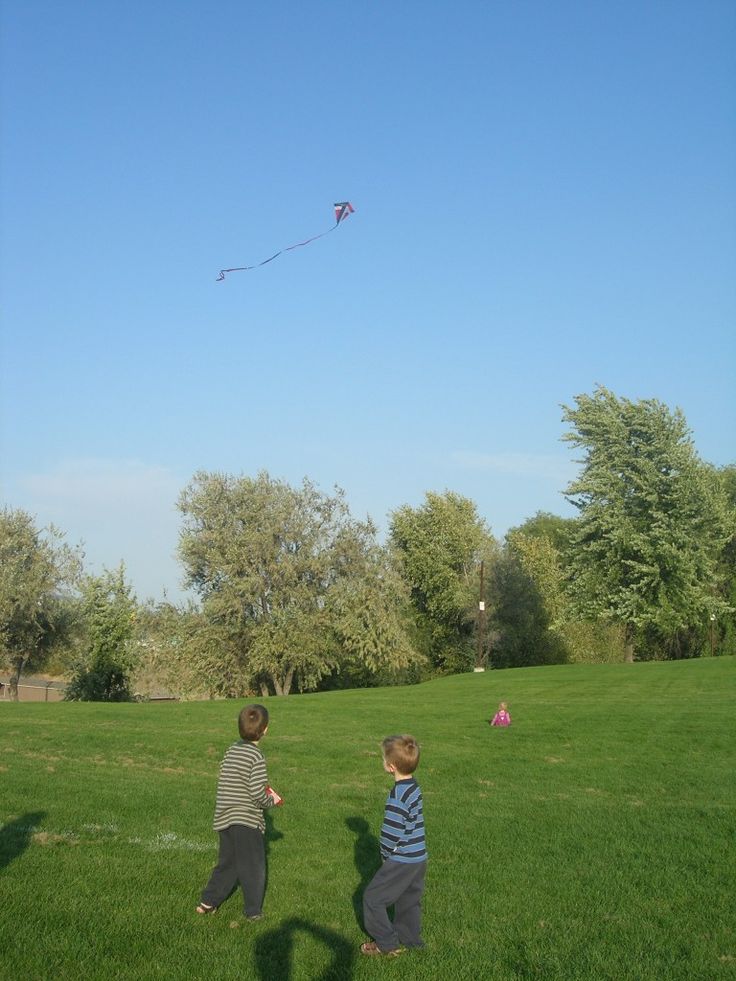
[216,201,355,281]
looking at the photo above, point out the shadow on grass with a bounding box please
[254,917,355,981]
[345,816,380,931]
[0,811,46,872]
[264,809,284,898]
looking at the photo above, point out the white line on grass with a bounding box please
[9,822,213,853]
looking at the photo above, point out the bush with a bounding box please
[65,659,132,702]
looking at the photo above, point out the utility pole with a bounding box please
[475,560,485,671]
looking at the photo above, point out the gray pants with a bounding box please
[363,858,426,952]
[201,825,265,917]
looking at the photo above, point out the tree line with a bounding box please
[1,386,734,700]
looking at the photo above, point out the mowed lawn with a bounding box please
[1,657,734,981]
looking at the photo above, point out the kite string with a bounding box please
[282,224,337,252]
[217,220,340,281]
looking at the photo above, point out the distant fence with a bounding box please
[0,680,67,703]
[0,681,181,703]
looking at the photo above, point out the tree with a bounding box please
[390,491,495,673]
[489,544,565,669]
[327,543,422,682]
[178,471,418,695]
[65,566,137,702]
[500,529,625,665]
[507,530,568,627]
[712,465,736,655]
[0,508,82,699]
[507,511,578,556]
[561,386,732,661]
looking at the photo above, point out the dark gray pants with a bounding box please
[201,825,265,917]
[363,858,426,952]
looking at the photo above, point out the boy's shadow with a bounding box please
[0,811,46,872]
[345,816,380,930]
[264,810,284,895]
[265,809,284,853]
[254,917,354,981]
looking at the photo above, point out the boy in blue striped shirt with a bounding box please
[360,734,427,957]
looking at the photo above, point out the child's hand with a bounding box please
[266,785,284,806]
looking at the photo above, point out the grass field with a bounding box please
[1,657,734,981]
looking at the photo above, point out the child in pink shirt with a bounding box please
[489,701,511,726]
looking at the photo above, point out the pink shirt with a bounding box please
[491,710,511,726]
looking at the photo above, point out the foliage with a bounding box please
[562,386,733,660]
[500,530,626,666]
[390,491,495,673]
[489,547,567,668]
[178,471,419,695]
[507,530,568,626]
[507,511,578,556]
[327,544,423,680]
[65,661,132,702]
[133,601,249,700]
[714,464,736,655]
[0,507,82,699]
[65,566,137,702]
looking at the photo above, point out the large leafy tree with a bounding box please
[489,543,564,669]
[714,465,736,655]
[178,471,417,695]
[498,528,625,665]
[390,491,495,672]
[134,599,247,699]
[65,566,137,702]
[327,542,420,681]
[0,508,82,699]
[507,511,578,557]
[562,386,732,661]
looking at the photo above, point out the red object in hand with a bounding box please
[266,785,284,806]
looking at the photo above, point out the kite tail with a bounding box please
[216,201,353,282]
[216,250,283,281]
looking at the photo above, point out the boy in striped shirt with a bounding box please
[361,734,427,957]
[196,704,282,920]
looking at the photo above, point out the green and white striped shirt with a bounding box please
[212,740,273,833]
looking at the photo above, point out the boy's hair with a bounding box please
[382,734,420,774]
[238,704,269,741]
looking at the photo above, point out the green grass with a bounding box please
[1,658,735,980]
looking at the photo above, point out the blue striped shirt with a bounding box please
[379,777,427,864]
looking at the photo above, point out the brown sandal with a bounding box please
[196,902,217,915]
[360,941,403,957]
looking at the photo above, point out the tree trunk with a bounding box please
[9,655,27,701]
[270,668,294,696]
[624,624,635,663]
[259,682,270,698]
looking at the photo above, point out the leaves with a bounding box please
[177,471,419,694]
[561,386,733,650]
[0,508,82,693]
[390,491,495,671]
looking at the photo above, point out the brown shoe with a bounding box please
[360,941,403,957]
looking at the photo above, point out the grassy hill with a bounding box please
[1,657,734,980]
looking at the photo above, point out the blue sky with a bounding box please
[1,1,734,601]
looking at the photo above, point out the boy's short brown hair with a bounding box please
[382,734,420,774]
[238,704,269,741]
